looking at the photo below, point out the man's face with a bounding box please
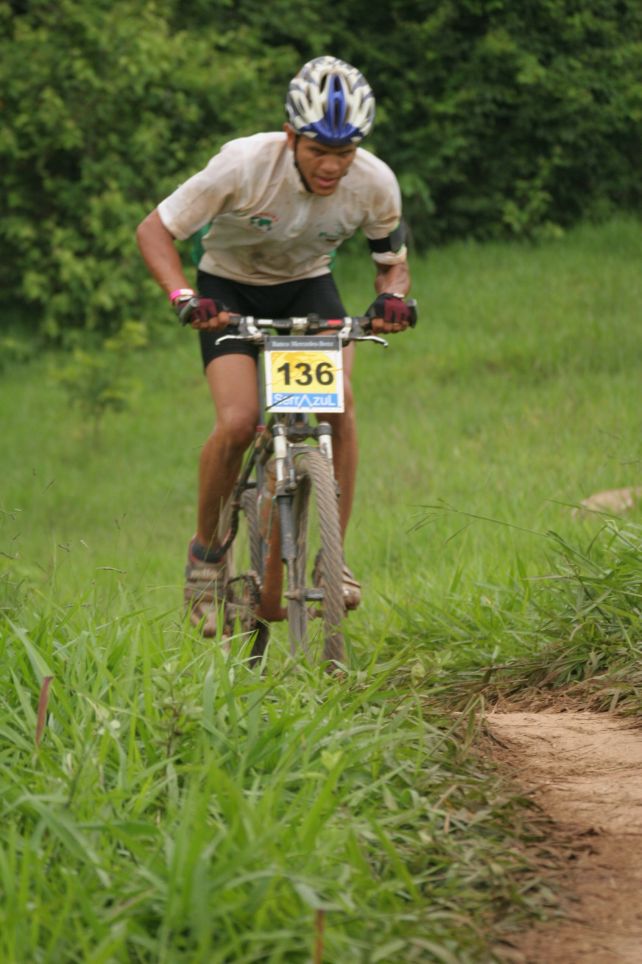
[285,125,357,196]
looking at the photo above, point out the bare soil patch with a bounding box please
[487,710,642,963]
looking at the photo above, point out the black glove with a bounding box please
[365,293,418,327]
[174,295,225,327]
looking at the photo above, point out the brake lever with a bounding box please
[219,315,263,344]
[354,334,389,347]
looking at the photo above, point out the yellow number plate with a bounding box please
[264,336,344,413]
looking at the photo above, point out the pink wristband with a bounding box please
[169,287,195,303]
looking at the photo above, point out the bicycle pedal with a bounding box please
[304,588,324,601]
[226,571,261,595]
[224,572,261,632]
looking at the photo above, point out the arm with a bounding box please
[363,170,414,330]
[136,144,242,327]
[136,209,228,329]
[136,209,191,297]
[369,261,414,333]
[375,261,411,298]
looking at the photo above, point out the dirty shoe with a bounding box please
[184,538,228,638]
[341,562,362,611]
[313,551,362,611]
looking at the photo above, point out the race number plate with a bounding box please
[264,336,344,413]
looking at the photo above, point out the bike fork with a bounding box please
[315,421,334,463]
[272,424,296,565]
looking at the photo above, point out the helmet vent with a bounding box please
[285,55,375,146]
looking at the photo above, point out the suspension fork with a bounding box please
[274,420,336,565]
[315,420,334,463]
[272,423,296,565]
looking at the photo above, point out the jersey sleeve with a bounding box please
[157,141,246,241]
[361,160,408,266]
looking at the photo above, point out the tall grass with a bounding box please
[421,518,642,712]
[0,595,547,961]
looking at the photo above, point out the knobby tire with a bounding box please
[287,449,345,665]
[225,488,267,663]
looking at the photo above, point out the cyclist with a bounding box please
[136,55,416,637]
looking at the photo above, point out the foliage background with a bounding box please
[2,0,641,339]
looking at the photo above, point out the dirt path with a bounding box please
[486,711,642,963]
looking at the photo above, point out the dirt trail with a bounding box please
[486,711,642,963]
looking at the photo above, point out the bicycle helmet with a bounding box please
[285,56,375,147]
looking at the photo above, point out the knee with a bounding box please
[215,408,258,450]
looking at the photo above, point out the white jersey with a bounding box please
[158,132,406,285]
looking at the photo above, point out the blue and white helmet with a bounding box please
[285,56,375,146]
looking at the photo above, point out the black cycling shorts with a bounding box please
[196,270,347,370]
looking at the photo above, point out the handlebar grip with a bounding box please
[178,297,200,326]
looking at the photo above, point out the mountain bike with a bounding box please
[213,313,388,668]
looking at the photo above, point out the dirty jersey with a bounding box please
[157,132,407,285]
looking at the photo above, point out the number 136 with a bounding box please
[276,361,335,387]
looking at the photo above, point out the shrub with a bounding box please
[54,321,148,432]
[2,0,641,338]
[1,0,293,342]
[326,0,642,244]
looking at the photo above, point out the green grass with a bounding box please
[433,519,642,713]
[1,607,547,962]
[1,216,641,960]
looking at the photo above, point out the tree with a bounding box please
[2,0,640,339]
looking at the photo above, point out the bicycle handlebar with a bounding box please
[217,313,389,347]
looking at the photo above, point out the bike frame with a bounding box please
[217,314,387,661]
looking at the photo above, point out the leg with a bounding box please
[186,354,259,637]
[185,355,259,637]
[325,343,357,538]
[198,354,260,550]
[282,273,356,536]
[324,343,361,610]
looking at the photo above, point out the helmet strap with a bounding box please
[292,136,314,194]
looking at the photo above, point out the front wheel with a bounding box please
[286,449,345,665]
[224,487,268,663]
